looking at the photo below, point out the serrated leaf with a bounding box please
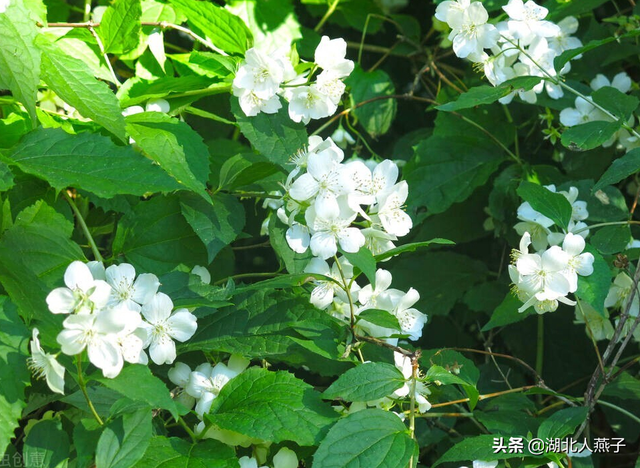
[8,128,182,197]
[179,192,245,263]
[206,367,338,446]
[96,407,152,468]
[517,181,572,230]
[0,0,41,124]
[538,407,588,439]
[230,97,308,167]
[436,76,542,111]
[99,0,142,54]
[594,147,640,192]
[0,297,30,457]
[37,38,127,142]
[346,66,396,137]
[23,419,70,468]
[94,365,181,419]
[342,246,376,287]
[125,112,210,198]
[374,238,455,262]
[323,362,405,402]
[313,409,417,468]
[591,86,639,121]
[169,0,252,55]
[561,121,621,151]
[133,437,239,468]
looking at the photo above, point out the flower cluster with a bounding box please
[509,186,595,313]
[436,0,583,103]
[29,261,197,394]
[560,72,639,152]
[232,36,354,124]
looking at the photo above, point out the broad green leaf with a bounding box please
[475,409,539,437]
[236,273,336,291]
[207,367,338,446]
[94,365,181,419]
[54,30,116,83]
[0,201,85,323]
[8,128,182,197]
[37,38,127,142]
[323,362,405,402]
[342,246,376,287]
[0,160,15,192]
[405,135,505,214]
[141,0,180,23]
[169,0,253,55]
[576,246,610,316]
[23,419,70,468]
[117,75,225,107]
[112,196,207,275]
[125,112,210,198]
[554,29,640,71]
[602,372,640,400]
[517,181,572,230]
[433,434,532,466]
[436,76,542,111]
[425,365,470,386]
[231,97,308,167]
[374,238,455,262]
[74,419,103,468]
[96,407,152,468]
[0,297,30,457]
[357,309,401,331]
[591,225,631,255]
[227,0,301,51]
[0,0,41,124]
[591,86,639,121]
[313,409,417,468]
[99,0,142,54]
[421,349,479,386]
[218,153,280,190]
[159,271,231,310]
[0,112,29,149]
[179,193,246,263]
[482,292,533,331]
[561,121,621,151]
[538,407,589,439]
[593,148,640,192]
[133,437,239,468]
[346,66,396,138]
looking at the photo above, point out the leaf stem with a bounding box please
[572,220,640,235]
[314,0,340,32]
[430,385,537,409]
[88,26,121,88]
[408,356,418,468]
[177,416,197,443]
[63,191,103,263]
[76,356,104,426]
[536,314,544,378]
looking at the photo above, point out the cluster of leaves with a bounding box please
[1,0,640,467]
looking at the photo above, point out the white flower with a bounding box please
[448,2,499,59]
[233,87,282,117]
[0,0,10,13]
[238,457,266,468]
[285,223,311,253]
[393,352,431,412]
[28,329,65,394]
[105,263,160,313]
[547,16,582,55]
[315,70,347,106]
[502,0,561,45]
[435,0,470,25]
[304,257,353,309]
[605,272,639,317]
[362,227,397,257]
[57,310,126,378]
[560,97,606,127]
[145,98,170,113]
[574,301,614,341]
[46,261,111,315]
[273,447,299,468]
[591,72,632,94]
[374,181,413,237]
[561,233,594,291]
[139,293,197,365]
[314,36,354,77]
[331,126,356,149]
[287,85,336,124]
[168,361,196,409]
[186,357,249,416]
[358,269,394,309]
[122,106,144,117]
[305,201,365,259]
[191,265,211,284]
[233,48,285,99]
[380,288,428,340]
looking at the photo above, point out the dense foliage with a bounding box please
[1,0,640,467]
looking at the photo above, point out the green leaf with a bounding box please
[133,437,239,468]
[554,30,640,71]
[74,419,103,468]
[0,297,30,457]
[342,246,376,287]
[159,271,231,310]
[37,38,127,142]
[0,0,41,124]
[421,349,479,387]
[517,181,572,230]
[94,365,181,419]
[218,153,280,190]
[436,76,542,111]
[313,409,417,468]
[117,75,224,107]
[8,128,182,198]
[433,435,530,466]
[591,86,639,121]
[207,367,338,446]
[99,0,142,54]
[357,309,401,331]
[169,0,253,55]
[230,97,308,167]
[23,419,70,468]
[96,407,152,468]
[593,147,640,192]
[576,246,610,316]
[179,193,246,263]
[482,292,533,331]
[405,135,505,214]
[374,238,455,262]
[125,112,211,198]
[561,121,621,151]
[346,66,396,137]
[323,362,405,402]
[425,365,470,386]
[0,160,15,192]
[112,196,207,275]
[591,225,631,255]
[538,407,589,439]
